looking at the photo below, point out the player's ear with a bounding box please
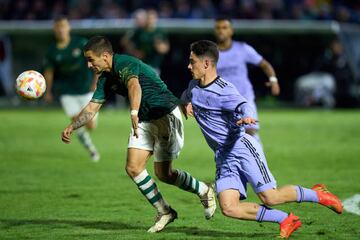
[204,58,210,69]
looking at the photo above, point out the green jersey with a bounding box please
[130,28,167,70]
[91,54,180,121]
[44,36,93,95]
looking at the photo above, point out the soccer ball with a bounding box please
[16,70,46,100]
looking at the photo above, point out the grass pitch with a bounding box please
[0,108,360,239]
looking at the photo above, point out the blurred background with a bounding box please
[0,0,360,108]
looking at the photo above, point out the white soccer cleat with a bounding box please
[147,207,177,233]
[200,184,217,220]
[90,150,100,162]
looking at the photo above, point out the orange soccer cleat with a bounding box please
[279,213,302,239]
[311,184,343,214]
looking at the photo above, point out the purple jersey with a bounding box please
[182,77,254,151]
[217,41,263,101]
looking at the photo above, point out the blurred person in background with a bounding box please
[214,17,280,142]
[121,9,169,74]
[120,8,147,58]
[43,16,100,162]
[316,38,354,107]
[0,34,14,101]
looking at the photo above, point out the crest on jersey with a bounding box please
[72,48,81,57]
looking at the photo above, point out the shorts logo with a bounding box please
[256,182,263,188]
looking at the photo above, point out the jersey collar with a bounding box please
[198,76,220,89]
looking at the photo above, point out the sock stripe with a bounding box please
[137,175,151,187]
[180,173,189,189]
[298,186,304,202]
[194,180,200,193]
[186,176,193,190]
[149,192,162,204]
[142,182,157,195]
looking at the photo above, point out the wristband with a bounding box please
[130,110,138,116]
[269,76,278,83]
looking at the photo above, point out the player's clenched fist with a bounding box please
[61,125,73,143]
[236,117,257,125]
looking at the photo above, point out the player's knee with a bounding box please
[219,201,237,217]
[125,164,143,178]
[86,121,96,130]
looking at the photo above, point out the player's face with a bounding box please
[53,19,70,41]
[214,20,233,43]
[84,50,107,74]
[188,52,206,80]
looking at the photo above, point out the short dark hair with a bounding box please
[215,16,232,24]
[190,40,219,64]
[84,36,113,56]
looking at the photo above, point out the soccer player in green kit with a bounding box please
[44,16,100,161]
[61,36,216,232]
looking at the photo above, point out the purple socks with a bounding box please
[256,205,288,223]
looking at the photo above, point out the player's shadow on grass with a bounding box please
[0,219,272,238]
[166,226,271,238]
[0,219,143,231]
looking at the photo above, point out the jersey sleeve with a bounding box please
[243,43,263,65]
[90,76,107,104]
[181,79,197,103]
[117,59,140,86]
[220,92,254,119]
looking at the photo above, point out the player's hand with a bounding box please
[131,115,139,138]
[236,117,257,125]
[265,81,280,96]
[181,103,194,119]
[43,92,53,103]
[61,125,73,144]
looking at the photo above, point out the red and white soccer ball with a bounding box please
[15,70,46,100]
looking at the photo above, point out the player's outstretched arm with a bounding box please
[259,59,280,96]
[61,102,102,143]
[43,68,54,103]
[127,77,142,138]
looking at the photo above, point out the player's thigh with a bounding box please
[60,94,84,117]
[126,148,152,176]
[127,122,155,176]
[218,189,241,210]
[153,107,184,162]
[239,135,277,193]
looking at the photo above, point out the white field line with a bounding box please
[343,194,360,216]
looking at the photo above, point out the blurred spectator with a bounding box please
[173,0,192,18]
[218,0,237,18]
[121,9,169,74]
[158,0,174,18]
[191,0,216,19]
[316,39,354,106]
[0,34,14,98]
[0,0,360,23]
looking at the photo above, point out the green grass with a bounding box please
[0,108,360,239]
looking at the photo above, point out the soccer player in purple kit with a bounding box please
[215,17,280,142]
[182,40,343,239]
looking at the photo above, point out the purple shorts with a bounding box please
[215,134,276,200]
